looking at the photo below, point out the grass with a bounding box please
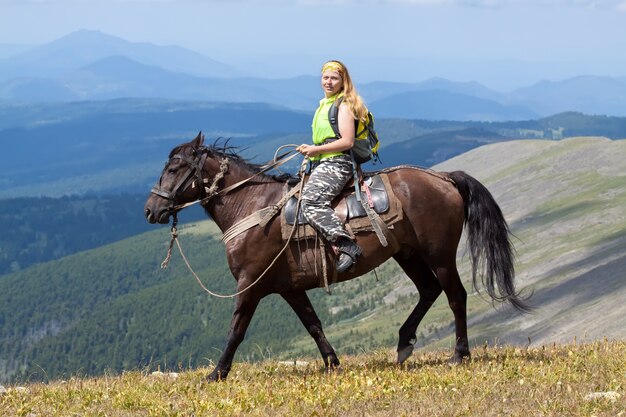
[1,340,623,416]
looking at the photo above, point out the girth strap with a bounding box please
[221,184,301,245]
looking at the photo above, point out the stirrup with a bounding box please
[337,252,356,273]
[335,237,362,272]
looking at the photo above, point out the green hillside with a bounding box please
[0,195,205,274]
[0,222,312,382]
[1,137,624,383]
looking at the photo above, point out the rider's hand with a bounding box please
[297,144,319,158]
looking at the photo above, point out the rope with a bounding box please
[205,158,229,197]
[160,226,178,269]
[319,239,330,294]
[221,207,273,245]
[160,213,179,269]
[173,147,300,213]
[175,235,277,299]
[272,144,301,177]
[159,151,446,299]
[221,184,301,245]
[161,155,309,299]
[175,157,229,212]
[378,164,455,185]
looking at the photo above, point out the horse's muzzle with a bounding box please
[144,205,171,224]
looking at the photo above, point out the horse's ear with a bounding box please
[191,131,205,149]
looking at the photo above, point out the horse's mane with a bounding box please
[173,138,291,183]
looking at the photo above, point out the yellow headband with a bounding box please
[321,62,343,73]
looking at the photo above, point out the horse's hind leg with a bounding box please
[393,254,442,364]
[281,291,340,370]
[436,262,470,363]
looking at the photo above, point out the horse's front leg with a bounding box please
[207,292,261,382]
[281,291,340,370]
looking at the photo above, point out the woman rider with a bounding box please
[296,60,367,273]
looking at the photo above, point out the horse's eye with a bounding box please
[168,168,178,174]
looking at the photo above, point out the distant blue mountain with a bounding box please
[67,55,225,100]
[0,52,536,121]
[0,43,33,60]
[69,56,321,108]
[508,75,626,117]
[0,77,77,101]
[0,29,245,81]
[1,30,626,119]
[361,77,504,103]
[0,53,321,109]
[369,90,537,122]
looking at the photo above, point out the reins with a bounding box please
[160,145,307,299]
[157,146,459,299]
[173,149,301,212]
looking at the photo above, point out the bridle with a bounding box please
[150,148,225,215]
[154,144,307,299]
[152,143,313,299]
[151,146,301,218]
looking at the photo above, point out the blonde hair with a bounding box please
[321,60,368,123]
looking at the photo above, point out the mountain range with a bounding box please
[0,30,244,80]
[1,30,626,120]
[2,97,625,200]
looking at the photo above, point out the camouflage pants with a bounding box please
[301,155,354,243]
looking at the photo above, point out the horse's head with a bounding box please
[144,132,208,224]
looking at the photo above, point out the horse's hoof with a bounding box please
[207,369,227,382]
[449,351,470,365]
[397,345,414,364]
[324,353,340,369]
[323,356,341,374]
[324,365,342,375]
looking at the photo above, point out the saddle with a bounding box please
[220,172,403,247]
[284,174,389,225]
[280,173,403,241]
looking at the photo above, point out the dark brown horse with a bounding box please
[144,133,528,382]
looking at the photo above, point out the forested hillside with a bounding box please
[0,99,310,198]
[0,194,205,274]
[0,222,315,382]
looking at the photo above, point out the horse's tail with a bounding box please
[448,171,531,312]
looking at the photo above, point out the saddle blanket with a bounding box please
[281,173,403,241]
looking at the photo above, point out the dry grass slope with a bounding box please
[0,341,623,416]
[436,137,626,346]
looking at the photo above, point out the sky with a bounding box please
[1,0,625,90]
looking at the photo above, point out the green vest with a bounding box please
[311,94,345,161]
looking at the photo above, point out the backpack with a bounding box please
[328,96,380,164]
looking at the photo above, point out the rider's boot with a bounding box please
[335,237,362,273]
